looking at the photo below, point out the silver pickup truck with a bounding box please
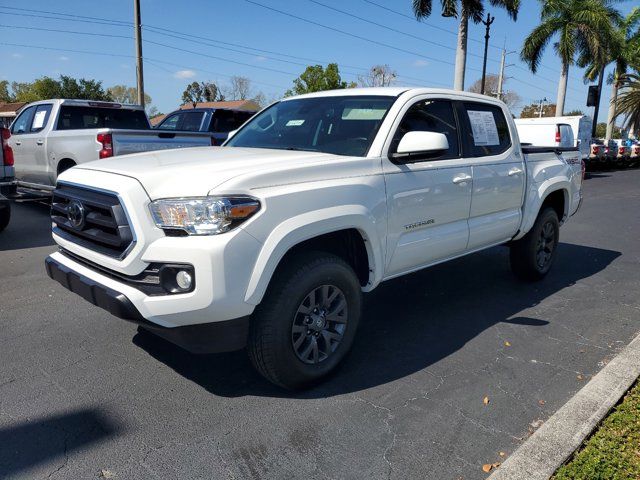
[7,99,213,191]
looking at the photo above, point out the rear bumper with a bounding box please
[45,255,249,353]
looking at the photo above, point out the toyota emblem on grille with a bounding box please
[67,200,85,229]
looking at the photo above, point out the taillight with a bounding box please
[210,137,217,146]
[618,146,625,155]
[555,127,561,143]
[581,160,586,180]
[592,146,599,155]
[605,147,610,154]
[97,133,113,159]
[1,128,14,167]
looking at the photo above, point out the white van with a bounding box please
[515,116,592,159]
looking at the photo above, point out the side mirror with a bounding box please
[392,131,449,160]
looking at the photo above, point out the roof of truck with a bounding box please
[285,87,507,105]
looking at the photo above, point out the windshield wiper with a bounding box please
[283,146,318,152]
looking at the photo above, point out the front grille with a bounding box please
[51,183,134,258]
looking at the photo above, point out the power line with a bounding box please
[361,0,503,51]
[307,0,497,63]
[244,0,465,69]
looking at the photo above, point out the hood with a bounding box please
[75,146,335,199]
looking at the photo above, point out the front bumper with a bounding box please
[45,255,249,353]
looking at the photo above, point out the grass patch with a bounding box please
[552,380,640,480]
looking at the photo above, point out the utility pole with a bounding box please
[480,13,495,95]
[133,0,145,107]
[591,66,605,138]
[496,48,515,101]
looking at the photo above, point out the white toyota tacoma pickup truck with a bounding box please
[45,88,583,389]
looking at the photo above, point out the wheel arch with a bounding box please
[243,208,384,306]
[516,180,571,240]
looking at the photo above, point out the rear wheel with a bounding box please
[510,207,559,281]
[248,252,361,390]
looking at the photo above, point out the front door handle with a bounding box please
[37,140,44,146]
[15,141,21,146]
[452,174,472,185]
[508,167,523,176]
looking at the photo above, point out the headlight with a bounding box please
[149,196,260,235]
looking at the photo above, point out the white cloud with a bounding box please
[59,56,70,61]
[11,53,23,59]
[174,69,196,79]
[412,59,429,67]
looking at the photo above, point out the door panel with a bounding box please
[384,163,472,276]
[468,161,524,249]
[382,97,472,278]
[458,101,525,250]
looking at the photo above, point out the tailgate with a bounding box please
[110,129,212,156]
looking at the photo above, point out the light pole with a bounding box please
[480,13,495,95]
[133,0,145,107]
[538,97,548,118]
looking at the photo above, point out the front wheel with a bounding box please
[248,252,362,390]
[510,207,559,281]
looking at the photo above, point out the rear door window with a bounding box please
[56,106,149,130]
[180,112,205,131]
[460,102,511,156]
[31,104,53,133]
[211,110,255,133]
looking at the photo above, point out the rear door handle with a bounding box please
[508,167,523,176]
[15,141,21,146]
[37,140,44,146]
[452,174,472,185]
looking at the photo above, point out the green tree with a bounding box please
[615,73,640,133]
[0,80,11,102]
[412,0,520,91]
[521,0,619,117]
[565,109,585,116]
[285,63,355,97]
[600,8,640,139]
[181,81,223,107]
[10,76,111,102]
[107,85,152,105]
[520,102,557,118]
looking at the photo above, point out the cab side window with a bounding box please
[460,102,511,156]
[30,104,53,133]
[11,106,36,135]
[390,99,460,161]
[157,113,182,130]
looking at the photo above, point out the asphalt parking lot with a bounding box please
[1,169,639,480]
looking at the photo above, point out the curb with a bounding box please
[489,331,640,480]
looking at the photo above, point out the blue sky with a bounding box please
[0,0,635,121]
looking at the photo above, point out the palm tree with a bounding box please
[521,0,619,117]
[615,73,640,134]
[412,0,520,91]
[602,8,640,139]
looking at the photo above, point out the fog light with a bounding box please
[176,270,192,290]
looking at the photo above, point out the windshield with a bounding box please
[226,95,396,156]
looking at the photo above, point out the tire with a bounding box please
[510,207,559,281]
[0,204,10,233]
[248,251,362,390]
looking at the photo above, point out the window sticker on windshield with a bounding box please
[467,110,500,146]
[32,110,48,130]
[286,119,305,127]
[341,108,386,120]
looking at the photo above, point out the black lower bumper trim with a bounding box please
[45,256,249,354]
